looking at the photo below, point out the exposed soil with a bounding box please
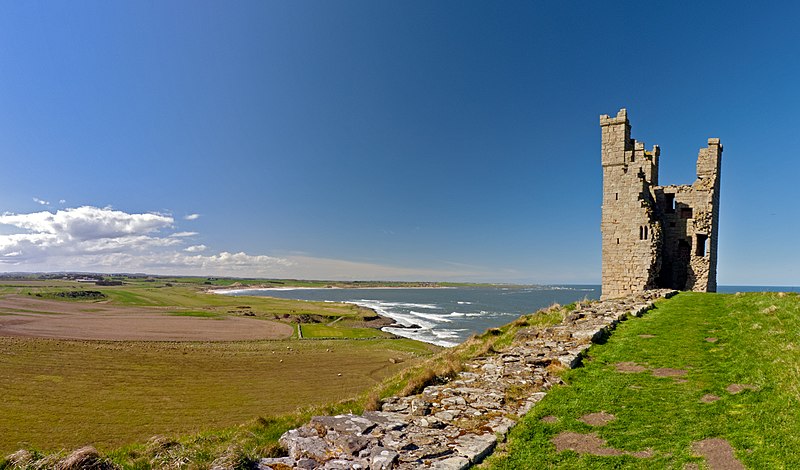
[579,412,616,426]
[0,295,293,341]
[652,368,688,378]
[701,394,721,403]
[540,415,559,423]
[691,438,745,469]
[551,431,652,458]
[615,361,647,373]
[551,432,622,456]
[726,384,758,394]
[638,334,656,338]
[705,337,718,343]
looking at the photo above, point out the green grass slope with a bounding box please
[485,292,800,469]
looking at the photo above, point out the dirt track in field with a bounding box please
[0,295,293,341]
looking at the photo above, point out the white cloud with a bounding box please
[33,197,50,206]
[170,231,198,238]
[0,206,173,239]
[0,207,179,264]
[59,199,66,204]
[0,205,294,277]
[184,213,200,220]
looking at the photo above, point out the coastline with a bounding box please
[209,286,433,344]
[209,285,605,348]
[207,286,451,295]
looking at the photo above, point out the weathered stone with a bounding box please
[362,411,407,431]
[369,447,398,470]
[440,396,466,407]
[296,458,321,469]
[429,456,470,470]
[434,410,457,421]
[323,458,364,469]
[280,433,330,461]
[453,433,497,464]
[486,416,516,435]
[311,415,377,436]
[415,417,444,429]
[257,456,298,470]
[558,353,581,368]
[331,433,370,456]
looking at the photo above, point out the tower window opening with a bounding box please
[664,193,675,213]
[680,207,693,219]
[639,226,643,240]
[696,234,708,256]
[644,226,648,240]
[615,193,618,200]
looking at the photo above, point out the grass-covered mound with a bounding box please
[484,291,800,469]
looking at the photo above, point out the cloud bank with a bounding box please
[0,206,289,276]
[0,205,474,280]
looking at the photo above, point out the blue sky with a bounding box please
[0,1,798,285]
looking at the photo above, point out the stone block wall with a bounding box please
[600,109,663,299]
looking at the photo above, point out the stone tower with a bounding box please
[600,108,722,299]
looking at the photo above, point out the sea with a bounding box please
[218,285,599,347]
[217,285,798,347]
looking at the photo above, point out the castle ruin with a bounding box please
[600,108,722,299]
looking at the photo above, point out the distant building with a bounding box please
[600,108,722,299]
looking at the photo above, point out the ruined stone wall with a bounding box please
[654,139,722,291]
[600,109,722,299]
[600,109,662,299]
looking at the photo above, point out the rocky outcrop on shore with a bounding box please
[260,289,677,470]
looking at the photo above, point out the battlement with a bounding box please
[599,108,628,126]
[600,109,722,299]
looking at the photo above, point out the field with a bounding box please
[0,277,438,455]
[0,336,433,454]
[0,278,387,342]
[485,291,800,469]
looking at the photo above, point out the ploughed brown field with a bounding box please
[0,295,293,341]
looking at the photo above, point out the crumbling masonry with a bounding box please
[600,108,722,299]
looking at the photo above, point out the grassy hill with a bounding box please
[484,291,800,469]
